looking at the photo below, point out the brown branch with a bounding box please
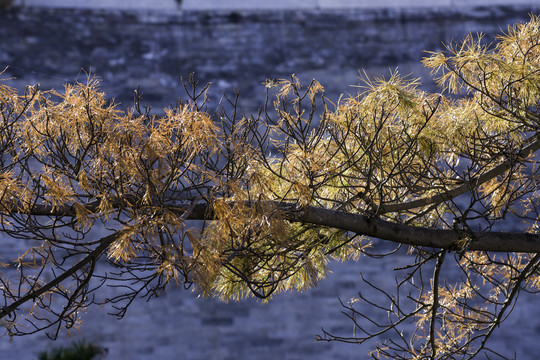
[279,204,540,253]
[377,135,540,214]
[183,201,540,253]
[0,231,120,320]
[428,250,446,358]
[471,252,540,358]
[11,197,540,253]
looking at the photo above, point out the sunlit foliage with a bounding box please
[2,15,540,360]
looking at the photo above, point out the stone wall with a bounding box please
[12,0,540,11]
[1,6,538,114]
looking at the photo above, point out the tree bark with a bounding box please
[187,202,540,253]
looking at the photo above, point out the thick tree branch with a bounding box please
[186,202,540,253]
[283,204,540,253]
[11,198,540,253]
[378,135,540,214]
